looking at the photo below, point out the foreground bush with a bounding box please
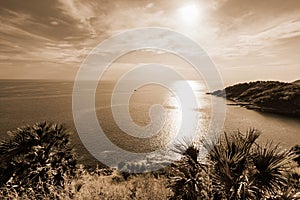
[0,122,171,200]
[0,122,77,198]
[168,129,300,200]
[292,145,300,166]
[0,123,299,199]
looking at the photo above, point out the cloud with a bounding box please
[206,5,300,60]
[0,8,32,24]
[50,20,59,25]
[239,20,300,44]
[146,3,154,8]
[56,0,97,38]
[0,3,100,68]
[209,0,229,10]
[0,0,299,81]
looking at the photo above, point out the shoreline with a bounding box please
[207,80,300,119]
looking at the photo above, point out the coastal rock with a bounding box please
[211,81,300,117]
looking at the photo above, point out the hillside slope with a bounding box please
[293,79,300,85]
[211,81,300,117]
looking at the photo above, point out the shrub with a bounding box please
[291,145,300,166]
[0,122,77,197]
[167,129,299,200]
[168,141,214,199]
[251,143,296,197]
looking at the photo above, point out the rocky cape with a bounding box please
[209,80,300,118]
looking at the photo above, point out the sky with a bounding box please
[0,0,299,85]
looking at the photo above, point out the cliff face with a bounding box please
[211,81,300,117]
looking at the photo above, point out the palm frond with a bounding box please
[252,142,297,195]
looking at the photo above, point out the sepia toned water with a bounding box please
[0,80,299,166]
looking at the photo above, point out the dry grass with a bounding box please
[0,169,172,200]
[69,170,172,200]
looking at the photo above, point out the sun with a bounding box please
[178,4,201,25]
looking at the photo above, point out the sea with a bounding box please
[0,79,299,169]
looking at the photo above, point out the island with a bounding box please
[209,80,300,117]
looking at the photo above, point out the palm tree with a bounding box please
[168,141,213,200]
[251,142,297,198]
[204,129,260,199]
[168,129,298,200]
[0,122,77,195]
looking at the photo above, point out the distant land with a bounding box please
[209,80,300,117]
[293,79,300,85]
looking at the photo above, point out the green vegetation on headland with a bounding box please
[209,80,300,117]
[0,122,299,199]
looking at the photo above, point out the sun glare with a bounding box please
[178,4,201,25]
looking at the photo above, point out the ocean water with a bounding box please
[0,79,299,167]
